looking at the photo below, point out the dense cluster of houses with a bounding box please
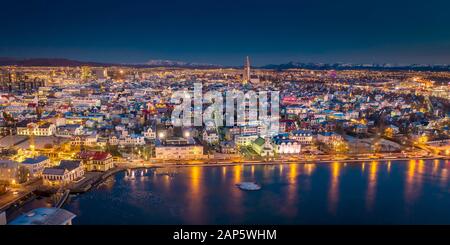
[0,67,448,188]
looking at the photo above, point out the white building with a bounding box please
[20,155,50,177]
[317,132,343,145]
[203,130,219,144]
[42,160,85,186]
[118,134,145,146]
[155,137,204,160]
[143,127,156,140]
[70,134,98,147]
[17,122,56,136]
[273,138,301,154]
[235,134,258,146]
[290,130,313,145]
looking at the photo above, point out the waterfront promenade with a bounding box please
[0,153,448,215]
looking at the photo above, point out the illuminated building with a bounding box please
[0,69,45,92]
[143,127,156,139]
[0,160,21,184]
[42,160,85,186]
[251,137,275,156]
[16,122,56,136]
[77,151,114,172]
[234,134,258,146]
[243,56,251,83]
[155,137,204,160]
[273,137,301,154]
[80,66,92,80]
[290,130,313,145]
[20,155,50,177]
[202,130,219,144]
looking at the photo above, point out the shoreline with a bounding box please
[81,155,448,192]
[1,155,448,222]
[121,155,448,169]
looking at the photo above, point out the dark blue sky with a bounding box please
[1,0,450,66]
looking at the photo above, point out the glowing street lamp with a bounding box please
[158,132,165,139]
[418,135,428,144]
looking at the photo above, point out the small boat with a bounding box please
[236,182,261,191]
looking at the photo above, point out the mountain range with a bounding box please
[1,57,450,71]
[261,61,450,71]
[0,57,221,69]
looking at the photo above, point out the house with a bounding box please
[234,134,258,146]
[20,155,50,177]
[240,126,258,135]
[42,160,84,186]
[354,124,368,134]
[109,135,119,145]
[273,134,301,154]
[16,121,34,136]
[203,130,219,144]
[155,137,204,160]
[317,132,343,145]
[17,122,56,136]
[118,134,145,146]
[279,119,296,132]
[77,151,114,172]
[143,126,156,140]
[290,130,313,145]
[223,127,241,141]
[0,160,21,184]
[251,137,274,157]
[219,141,237,154]
[35,123,56,136]
[56,124,83,138]
[70,134,98,147]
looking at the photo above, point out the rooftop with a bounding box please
[21,155,49,165]
[9,208,76,225]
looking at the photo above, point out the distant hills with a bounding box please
[144,59,222,68]
[0,57,222,68]
[0,57,115,67]
[261,61,450,71]
[1,57,450,71]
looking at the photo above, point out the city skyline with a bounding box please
[2,0,450,66]
[1,0,450,237]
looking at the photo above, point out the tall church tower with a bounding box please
[243,56,251,84]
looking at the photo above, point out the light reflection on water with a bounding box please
[366,161,378,211]
[51,160,449,224]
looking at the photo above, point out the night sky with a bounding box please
[1,0,450,66]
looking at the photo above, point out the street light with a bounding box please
[158,132,165,139]
[184,131,190,138]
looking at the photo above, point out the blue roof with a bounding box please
[291,130,312,135]
[131,133,143,138]
[9,208,76,225]
[21,155,49,165]
[319,132,334,136]
[273,138,298,145]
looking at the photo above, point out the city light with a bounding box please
[2,3,450,244]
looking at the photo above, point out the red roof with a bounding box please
[78,151,111,161]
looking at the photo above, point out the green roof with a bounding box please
[253,137,265,146]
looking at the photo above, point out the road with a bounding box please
[0,180,41,212]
